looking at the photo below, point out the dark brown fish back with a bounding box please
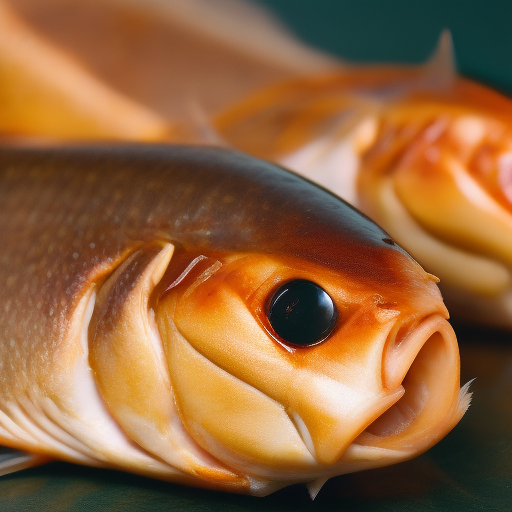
[0,144,413,282]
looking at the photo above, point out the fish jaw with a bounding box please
[157,251,466,483]
[361,314,465,452]
[284,313,464,468]
[292,313,467,479]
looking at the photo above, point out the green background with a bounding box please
[3,1,512,511]
[255,0,512,95]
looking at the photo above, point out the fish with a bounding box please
[0,144,469,496]
[0,0,334,140]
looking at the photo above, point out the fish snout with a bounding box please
[288,314,466,468]
[363,314,465,452]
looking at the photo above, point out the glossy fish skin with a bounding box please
[3,0,512,328]
[0,145,467,495]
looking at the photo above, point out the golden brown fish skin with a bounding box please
[214,67,512,161]
[213,65,512,326]
[0,144,438,366]
[0,144,425,286]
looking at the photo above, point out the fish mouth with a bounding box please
[349,314,469,462]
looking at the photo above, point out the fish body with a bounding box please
[0,145,467,495]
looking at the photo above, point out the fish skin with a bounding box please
[4,0,510,328]
[0,145,466,494]
[0,144,420,284]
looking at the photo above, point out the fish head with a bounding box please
[155,234,466,481]
[77,146,469,493]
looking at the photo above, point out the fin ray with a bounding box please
[420,30,457,91]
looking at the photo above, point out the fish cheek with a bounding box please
[167,261,391,467]
[168,255,331,399]
[156,271,317,473]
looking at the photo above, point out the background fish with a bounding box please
[215,34,512,330]
[0,145,469,496]
[2,0,512,329]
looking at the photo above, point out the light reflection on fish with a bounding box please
[0,145,469,496]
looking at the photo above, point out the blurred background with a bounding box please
[254,0,512,94]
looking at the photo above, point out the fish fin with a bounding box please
[306,476,329,500]
[0,447,49,476]
[170,101,231,146]
[458,378,475,415]
[419,29,457,92]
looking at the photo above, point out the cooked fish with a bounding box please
[0,145,469,496]
[3,0,511,328]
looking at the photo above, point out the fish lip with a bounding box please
[355,313,464,453]
[381,313,455,390]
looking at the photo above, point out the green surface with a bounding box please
[3,1,512,511]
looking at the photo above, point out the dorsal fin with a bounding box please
[419,30,458,92]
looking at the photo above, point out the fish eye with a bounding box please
[267,279,337,347]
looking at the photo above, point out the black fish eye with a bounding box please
[267,279,337,347]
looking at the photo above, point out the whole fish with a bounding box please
[0,145,469,496]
